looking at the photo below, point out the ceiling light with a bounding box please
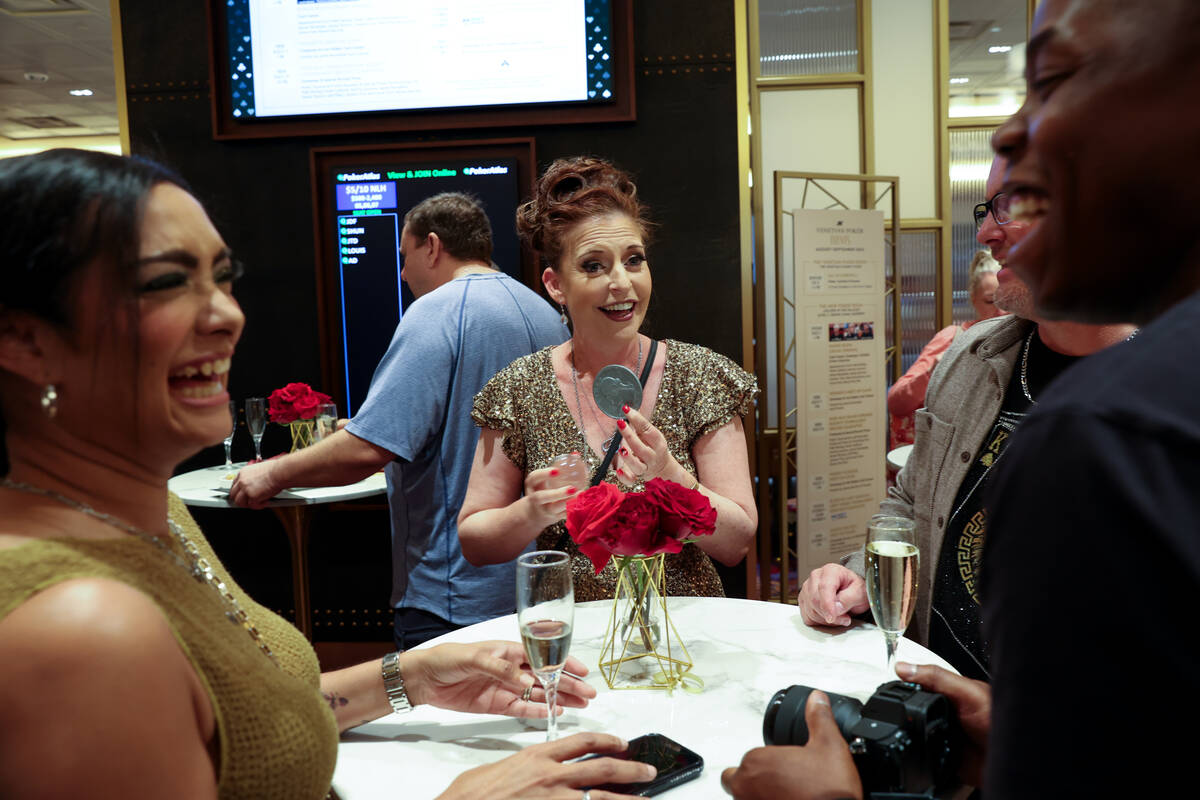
[988,45,1013,54]
[950,77,969,84]
[990,26,1002,33]
[69,88,93,96]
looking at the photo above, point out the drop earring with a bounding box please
[559,304,569,326]
[40,384,58,419]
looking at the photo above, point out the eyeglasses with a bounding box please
[973,192,1012,230]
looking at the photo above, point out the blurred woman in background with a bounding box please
[887,250,1002,449]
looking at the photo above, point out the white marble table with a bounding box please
[886,444,913,473]
[168,464,386,639]
[333,597,955,799]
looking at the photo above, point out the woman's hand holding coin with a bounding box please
[614,407,687,487]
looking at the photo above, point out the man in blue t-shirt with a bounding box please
[231,193,567,647]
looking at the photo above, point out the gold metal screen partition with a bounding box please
[762,170,900,604]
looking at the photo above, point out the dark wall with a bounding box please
[122,0,746,630]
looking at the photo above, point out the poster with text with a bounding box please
[793,209,887,582]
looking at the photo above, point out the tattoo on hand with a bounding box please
[323,692,350,710]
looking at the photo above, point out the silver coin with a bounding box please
[593,365,642,418]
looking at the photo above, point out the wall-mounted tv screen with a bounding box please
[311,139,538,417]
[209,0,634,139]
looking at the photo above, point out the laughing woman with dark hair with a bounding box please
[0,149,653,800]
[458,156,759,601]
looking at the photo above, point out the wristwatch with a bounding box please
[381,651,412,714]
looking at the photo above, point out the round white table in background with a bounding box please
[332,597,956,799]
[168,463,386,639]
[886,444,913,473]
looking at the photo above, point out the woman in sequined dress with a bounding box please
[0,150,654,799]
[458,156,758,601]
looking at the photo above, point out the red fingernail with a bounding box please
[567,486,577,494]
[620,448,628,456]
[617,419,626,429]
[622,404,630,413]
[550,469,559,476]
[617,468,625,475]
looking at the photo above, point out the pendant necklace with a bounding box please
[0,478,279,666]
[570,338,642,456]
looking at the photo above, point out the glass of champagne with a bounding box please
[245,397,267,462]
[865,516,919,675]
[516,550,574,741]
[223,400,238,468]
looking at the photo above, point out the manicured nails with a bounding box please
[617,419,626,430]
[566,486,577,495]
[622,404,631,413]
[616,467,625,475]
[550,468,559,476]
[620,447,628,456]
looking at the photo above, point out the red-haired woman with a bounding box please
[458,156,758,601]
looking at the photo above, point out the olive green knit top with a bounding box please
[0,494,338,799]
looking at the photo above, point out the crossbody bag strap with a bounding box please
[553,338,660,552]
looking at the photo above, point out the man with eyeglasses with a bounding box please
[796,153,1134,683]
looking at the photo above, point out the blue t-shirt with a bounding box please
[345,272,568,624]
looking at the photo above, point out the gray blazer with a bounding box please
[847,313,1031,645]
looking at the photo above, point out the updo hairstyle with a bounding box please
[0,148,187,475]
[0,148,188,328]
[516,156,652,269]
[967,249,1000,299]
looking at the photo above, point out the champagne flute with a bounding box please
[516,550,574,741]
[245,397,267,462]
[222,400,237,468]
[864,516,919,675]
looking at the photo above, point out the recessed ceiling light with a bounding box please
[990,26,1002,33]
[950,77,969,84]
[988,45,1013,54]
[69,88,94,96]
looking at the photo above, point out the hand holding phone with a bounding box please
[583,733,704,796]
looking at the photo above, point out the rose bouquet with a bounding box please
[267,382,332,424]
[565,478,714,688]
[565,478,717,574]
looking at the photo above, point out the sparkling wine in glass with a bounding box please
[223,400,238,468]
[516,550,574,741]
[865,516,919,675]
[245,397,267,462]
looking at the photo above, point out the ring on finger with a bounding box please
[521,685,534,702]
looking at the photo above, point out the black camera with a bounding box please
[762,680,961,799]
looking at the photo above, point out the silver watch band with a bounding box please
[381,651,412,714]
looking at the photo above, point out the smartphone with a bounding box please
[582,733,704,796]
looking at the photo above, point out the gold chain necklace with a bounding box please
[1,478,279,666]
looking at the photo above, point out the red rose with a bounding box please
[566,482,628,568]
[292,393,321,419]
[268,391,299,423]
[267,383,332,423]
[644,478,717,540]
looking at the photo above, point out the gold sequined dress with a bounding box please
[472,339,758,601]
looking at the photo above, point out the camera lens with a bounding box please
[763,685,864,746]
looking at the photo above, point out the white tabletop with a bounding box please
[333,597,955,800]
[886,444,913,472]
[167,463,387,508]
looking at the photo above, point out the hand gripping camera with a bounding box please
[762,680,961,799]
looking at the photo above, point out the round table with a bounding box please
[168,463,386,639]
[886,444,913,473]
[332,597,956,799]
